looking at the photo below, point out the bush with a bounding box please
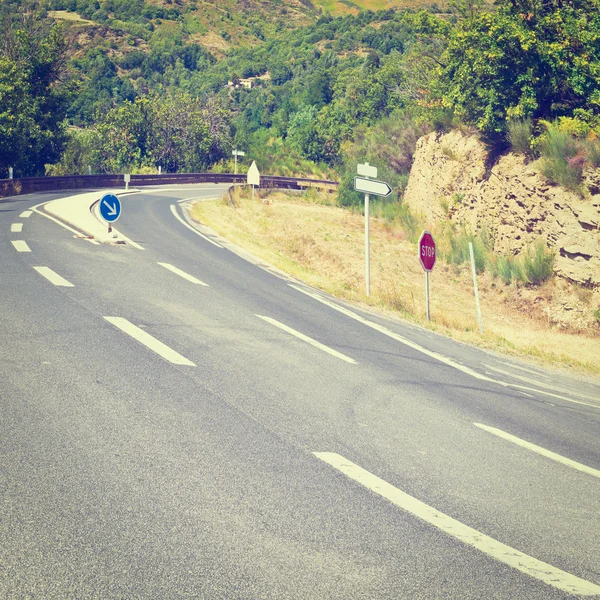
[539,127,583,192]
[522,241,554,285]
[442,228,487,272]
[585,138,600,168]
[490,242,554,285]
[492,255,523,284]
[507,118,535,158]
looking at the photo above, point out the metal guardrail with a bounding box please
[0,173,338,199]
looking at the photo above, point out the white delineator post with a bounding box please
[8,167,13,179]
[232,150,245,175]
[469,242,484,333]
[364,192,370,296]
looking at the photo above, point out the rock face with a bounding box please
[404,130,600,287]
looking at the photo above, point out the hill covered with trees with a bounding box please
[1,0,599,204]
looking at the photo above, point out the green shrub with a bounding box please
[443,228,487,272]
[585,138,600,168]
[507,118,535,158]
[490,243,554,285]
[493,255,523,284]
[522,241,554,285]
[539,127,584,192]
[594,307,600,325]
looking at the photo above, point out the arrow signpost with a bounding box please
[247,160,260,200]
[354,163,392,297]
[99,193,121,233]
[418,230,436,321]
[232,150,245,175]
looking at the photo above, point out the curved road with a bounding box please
[1,186,599,599]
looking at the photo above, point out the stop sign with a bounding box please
[419,230,436,271]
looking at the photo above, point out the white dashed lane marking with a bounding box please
[157,262,209,286]
[256,314,357,364]
[33,267,74,287]
[11,240,31,252]
[104,317,196,366]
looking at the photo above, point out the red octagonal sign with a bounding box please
[419,230,436,272]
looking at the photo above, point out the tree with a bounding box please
[0,5,73,177]
[437,0,600,135]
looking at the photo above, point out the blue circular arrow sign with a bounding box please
[99,193,121,223]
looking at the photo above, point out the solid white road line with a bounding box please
[289,284,490,381]
[170,204,223,248]
[485,365,600,406]
[33,267,74,287]
[30,203,100,244]
[157,262,209,286]
[474,423,600,479]
[256,314,357,364]
[104,317,196,366]
[111,227,145,250]
[19,210,32,218]
[11,223,23,233]
[313,452,600,597]
[497,360,552,379]
[11,240,31,252]
[290,285,600,410]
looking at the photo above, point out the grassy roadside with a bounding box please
[190,187,600,375]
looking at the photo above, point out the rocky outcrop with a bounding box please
[404,130,600,287]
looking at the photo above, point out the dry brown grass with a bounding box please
[190,187,600,374]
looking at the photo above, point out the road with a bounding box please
[1,185,599,599]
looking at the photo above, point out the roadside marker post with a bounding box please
[88,165,91,176]
[124,173,131,191]
[232,149,245,175]
[8,167,13,179]
[354,164,391,297]
[469,242,484,333]
[247,160,260,201]
[418,231,436,321]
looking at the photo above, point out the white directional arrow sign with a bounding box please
[104,200,117,216]
[354,176,392,197]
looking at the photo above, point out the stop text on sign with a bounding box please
[418,230,436,272]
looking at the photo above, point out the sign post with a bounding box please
[418,230,436,321]
[232,150,245,175]
[354,163,391,297]
[247,160,260,200]
[99,193,122,234]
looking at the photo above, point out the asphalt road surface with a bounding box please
[1,185,599,599]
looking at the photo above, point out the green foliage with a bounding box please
[539,126,584,192]
[594,306,600,325]
[489,242,554,285]
[585,138,600,168]
[442,227,487,273]
[0,6,73,176]
[437,0,600,136]
[522,241,555,285]
[55,92,232,173]
[491,255,523,285]
[507,118,536,158]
